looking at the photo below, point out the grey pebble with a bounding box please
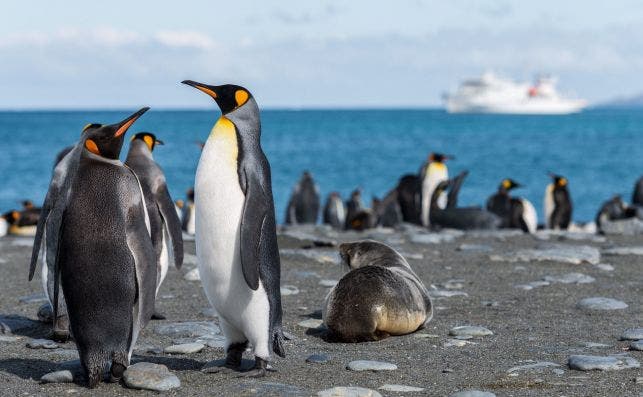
[41,370,73,383]
[543,272,595,284]
[281,285,300,296]
[317,386,382,397]
[430,289,469,298]
[449,325,493,337]
[306,354,330,364]
[620,328,643,340]
[630,341,643,351]
[450,391,496,397]
[490,244,600,265]
[298,319,323,329]
[568,354,640,371]
[164,342,205,354]
[27,338,59,349]
[319,279,338,287]
[577,297,628,310]
[457,244,492,252]
[123,362,181,391]
[506,361,560,373]
[346,360,397,371]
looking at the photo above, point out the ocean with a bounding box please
[0,109,641,224]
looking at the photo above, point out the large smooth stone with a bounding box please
[318,386,382,397]
[346,360,397,371]
[621,328,643,340]
[450,391,496,397]
[507,361,561,373]
[577,297,628,310]
[297,319,323,329]
[27,338,59,349]
[602,246,643,256]
[123,362,180,391]
[183,268,200,281]
[379,384,425,392]
[568,355,640,371]
[543,273,595,284]
[154,321,220,338]
[41,370,73,383]
[164,342,204,354]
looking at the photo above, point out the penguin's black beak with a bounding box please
[155,139,165,146]
[182,80,218,100]
[113,107,150,138]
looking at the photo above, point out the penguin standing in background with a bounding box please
[420,153,451,227]
[345,189,364,229]
[32,109,156,387]
[395,175,422,224]
[285,171,320,224]
[182,80,285,376]
[544,174,572,230]
[323,192,346,229]
[181,188,196,235]
[373,190,403,227]
[487,179,537,233]
[125,132,184,320]
[633,176,643,206]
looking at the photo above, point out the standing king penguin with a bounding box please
[420,153,451,227]
[30,109,156,387]
[182,80,285,376]
[125,132,184,319]
[285,171,320,224]
[544,174,572,230]
[487,179,537,233]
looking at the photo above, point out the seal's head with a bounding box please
[339,240,396,270]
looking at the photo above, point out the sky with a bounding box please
[1,0,642,109]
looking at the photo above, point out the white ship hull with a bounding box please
[444,73,587,115]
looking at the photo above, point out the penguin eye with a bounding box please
[235,90,249,107]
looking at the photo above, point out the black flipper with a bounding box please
[447,170,469,208]
[239,167,265,291]
[155,183,184,269]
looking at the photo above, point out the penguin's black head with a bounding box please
[1,210,20,225]
[186,188,195,202]
[500,178,521,191]
[21,200,34,209]
[549,173,568,188]
[82,107,149,160]
[429,152,454,163]
[181,80,253,115]
[131,132,164,152]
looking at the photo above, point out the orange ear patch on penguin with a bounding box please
[85,139,101,155]
[235,90,249,107]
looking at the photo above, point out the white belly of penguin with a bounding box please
[195,119,270,353]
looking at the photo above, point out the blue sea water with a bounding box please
[0,109,641,224]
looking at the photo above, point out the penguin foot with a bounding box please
[50,330,70,343]
[151,310,166,320]
[108,363,126,383]
[237,357,268,378]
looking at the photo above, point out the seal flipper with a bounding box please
[155,183,184,269]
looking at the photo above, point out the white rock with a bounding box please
[183,268,200,281]
[543,273,595,284]
[346,360,397,371]
[430,288,468,298]
[449,326,493,337]
[41,370,73,383]
[491,244,600,265]
[379,384,425,392]
[317,386,382,397]
[577,297,628,310]
[630,341,643,351]
[319,279,338,287]
[297,319,323,328]
[164,342,204,354]
[123,362,181,391]
[410,233,457,244]
[594,263,614,271]
[444,339,477,347]
[602,246,643,256]
[27,338,59,349]
[450,391,496,397]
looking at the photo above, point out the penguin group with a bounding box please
[284,152,620,233]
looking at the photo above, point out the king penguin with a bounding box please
[182,80,285,376]
[29,108,156,387]
[125,132,184,319]
[323,192,346,229]
[544,173,572,230]
[486,179,537,233]
[633,176,643,207]
[285,171,320,224]
[181,188,196,235]
[420,153,451,227]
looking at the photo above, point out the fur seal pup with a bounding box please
[323,240,432,342]
[285,171,320,224]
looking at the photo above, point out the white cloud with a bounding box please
[154,30,216,49]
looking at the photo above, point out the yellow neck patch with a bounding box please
[85,139,101,155]
[210,116,238,166]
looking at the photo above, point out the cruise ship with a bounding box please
[444,73,587,114]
